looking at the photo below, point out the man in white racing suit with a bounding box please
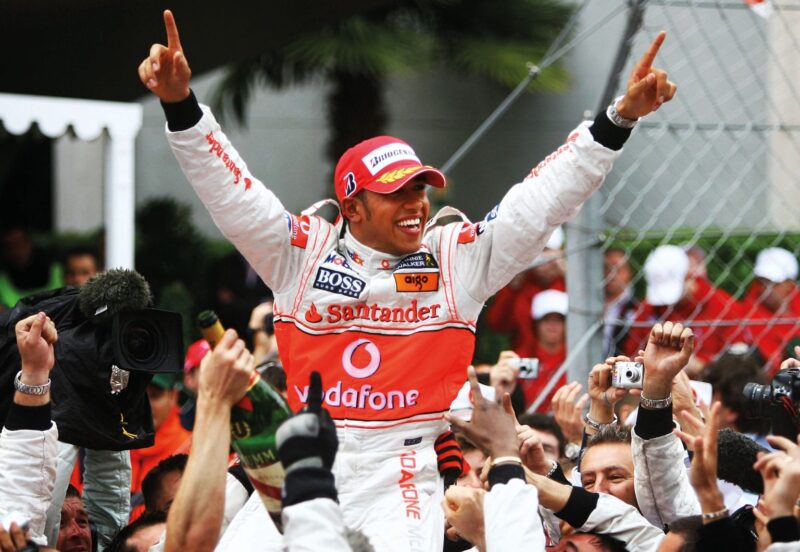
[138,11,676,552]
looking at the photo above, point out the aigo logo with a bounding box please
[342,338,381,379]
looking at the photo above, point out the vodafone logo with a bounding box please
[342,339,381,379]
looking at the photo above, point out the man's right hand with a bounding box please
[198,329,254,409]
[15,312,57,384]
[138,10,192,103]
[642,322,694,400]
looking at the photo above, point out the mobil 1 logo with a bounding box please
[313,267,366,298]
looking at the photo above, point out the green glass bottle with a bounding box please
[197,310,291,514]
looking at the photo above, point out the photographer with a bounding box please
[0,312,58,547]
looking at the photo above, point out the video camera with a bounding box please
[0,269,183,450]
[744,368,800,439]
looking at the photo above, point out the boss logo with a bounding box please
[314,267,366,298]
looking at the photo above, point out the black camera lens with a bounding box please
[743,382,773,419]
[124,321,158,363]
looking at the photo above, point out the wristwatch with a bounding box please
[564,442,581,462]
[639,393,673,410]
[14,371,51,396]
[607,95,639,129]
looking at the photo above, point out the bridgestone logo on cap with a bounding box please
[363,143,420,176]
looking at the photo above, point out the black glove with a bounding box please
[276,372,339,507]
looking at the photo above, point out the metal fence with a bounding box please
[546,0,800,411]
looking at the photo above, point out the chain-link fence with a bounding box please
[542,0,800,411]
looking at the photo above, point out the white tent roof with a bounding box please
[0,93,142,269]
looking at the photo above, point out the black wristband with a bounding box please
[768,516,800,543]
[589,111,633,151]
[5,403,51,431]
[282,467,337,507]
[549,462,572,486]
[555,486,599,529]
[488,463,525,488]
[161,90,203,132]
[634,402,674,439]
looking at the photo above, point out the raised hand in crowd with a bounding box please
[754,445,800,521]
[448,367,520,462]
[551,382,589,444]
[138,10,192,102]
[489,350,520,400]
[642,322,694,402]
[442,486,486,549]
[165,329,254,552]
[616,31,677,120]
[671,370,705,434]
[675,402,725,521]
[0,522,34,552]
[779,345,800,371]
[584,355,639,435]
[14,312,57,406]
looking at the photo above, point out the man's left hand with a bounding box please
[617,32,677,119]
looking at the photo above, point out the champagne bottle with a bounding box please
[196,310,291,514]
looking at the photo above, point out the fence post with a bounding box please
[565,0,646,386]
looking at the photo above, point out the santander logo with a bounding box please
[305,303,323,323]
[342,339,381,379]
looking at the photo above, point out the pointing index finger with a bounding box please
[163,10,183,52]
[466,366,485,406]
[637,31,666,72]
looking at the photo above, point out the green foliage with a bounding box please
[212,0,575,126]
[608,230,800,300]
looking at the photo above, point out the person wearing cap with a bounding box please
[740,247,800,372]
[516,289,568,412]
[485,226,566,356]
[139,11,676,551]
[624,245,747,372]
[130,373,191,498]
[178,338,210,432]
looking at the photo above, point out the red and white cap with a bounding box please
[334,136,446,204]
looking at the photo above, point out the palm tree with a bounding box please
[212,0,574,175]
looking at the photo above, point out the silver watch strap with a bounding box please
[583,412,619,432]
[607,95,639,129]
[639,393,673,410]
[13,371,51,396]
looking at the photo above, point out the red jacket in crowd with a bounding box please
[740,281,800,374]
[625,278,749,364]
[485,277,566,356]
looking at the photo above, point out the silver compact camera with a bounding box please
[611,361,644,389]
[510,357,540,379]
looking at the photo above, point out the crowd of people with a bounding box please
[1,9,800,552]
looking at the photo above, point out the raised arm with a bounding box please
[138,11,317,294]
[453,33,677,302]
[137,10,191,104]
[633,323,701,526]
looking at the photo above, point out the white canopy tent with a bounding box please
[0,93,143,269]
